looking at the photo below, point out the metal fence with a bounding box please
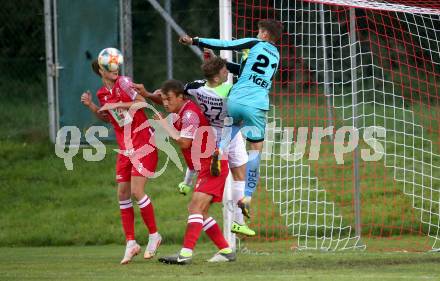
[0,1,48,140]
[0,1,46,99]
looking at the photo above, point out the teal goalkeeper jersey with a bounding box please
[194,37,279,110]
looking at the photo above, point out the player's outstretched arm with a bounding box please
[80,91,109,122]
[153,112,192,150]
[179,35,260,51]
[98,93,147,112]
[132,83,163,105]
[179,35,193,45]
[226,62,240,76]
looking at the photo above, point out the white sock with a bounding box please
[127,240,137,247]
[232,180,245,224]
[183,168,197,186]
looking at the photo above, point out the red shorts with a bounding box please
[194,158,229,203]
[116,147,158,183]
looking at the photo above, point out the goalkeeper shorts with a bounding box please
[227,101,267,142]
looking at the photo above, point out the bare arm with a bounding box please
[153,113,192,149]
[173,136,193,150]
[80,91,109,122]
[98,93,146,112]
[132,83,163,105]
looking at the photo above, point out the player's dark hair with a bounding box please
[161,79,185,97]
[201,57,227,80]
[91,59,101,77]
[258,19,283,42]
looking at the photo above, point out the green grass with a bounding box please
[0,137,224,246]
[254,96,440,249]
[1,244,440,281]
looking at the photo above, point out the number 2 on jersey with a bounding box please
[251,54,278,76]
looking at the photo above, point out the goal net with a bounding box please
[230,0,440,251]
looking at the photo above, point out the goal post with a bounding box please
[219,0,237,251]
[223,0,440,251]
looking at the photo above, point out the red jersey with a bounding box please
[96,76,153,151]
[171,100,215,170]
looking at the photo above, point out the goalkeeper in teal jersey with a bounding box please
[179,19,283,218]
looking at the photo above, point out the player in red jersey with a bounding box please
[80,56,161,265]
[153,80,235,264]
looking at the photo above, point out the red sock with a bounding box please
[203,217,229,250]
[182,214,204,250]
[119,199,135,241]
[137,195,158,234]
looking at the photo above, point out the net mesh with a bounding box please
[232,0,440,251]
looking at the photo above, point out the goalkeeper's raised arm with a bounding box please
[179,19,282,49]
[180,35,261,50]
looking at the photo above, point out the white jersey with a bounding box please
[184,80,248,169]
[184,80,232,141]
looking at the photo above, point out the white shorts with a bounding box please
[227,131,248,168]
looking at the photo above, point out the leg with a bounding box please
[116,155,141,265]
[239,108,267,218]
[159,160,234,264]
[183,192,214,251]
[131,176,158,235]
[158,192,212,265]
[118,182,135,242]
[211,102,243,176]
[228,132,255,236]
[230,165,246,223]
[245,140,264,197]
[131,176,161,259]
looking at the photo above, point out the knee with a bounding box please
[231,167,245,182]
[188,201,202,214]
[118,185,131,201]
[249,141,263,152]
[187,203,196,214]
[131,189,145,201]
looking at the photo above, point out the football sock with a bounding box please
[119,199,135,241]
[137,195,158,234]
[183,168,197,186]
[232,181,246,224]
[127,240,137,247]
[245,150,261,197]
[182,214,204,250]
[203,217,229,250]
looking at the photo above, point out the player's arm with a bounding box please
[172,137,192,150]
[153,113,193,150]
[180,35,260,51]
[98,91,148,112]
[80,91,110,122]
[184,80,206,97]
[226,62,241,76]
[132,83,163,105]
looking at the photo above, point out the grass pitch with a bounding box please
[1,244,440,281]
